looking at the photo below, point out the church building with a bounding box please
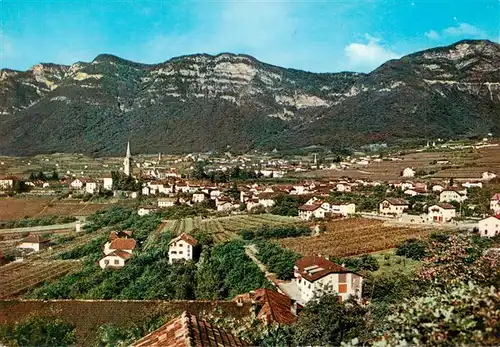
[124,141,133,176]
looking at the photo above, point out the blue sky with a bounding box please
[0,0,498,73]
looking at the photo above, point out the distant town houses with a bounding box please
[294,255,363,304]
[168,233,198,264]
[158,197,177,208]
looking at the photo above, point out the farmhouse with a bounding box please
[168,233,198,264]
[439,189,467,203]
[379,198,410,215]
[294,255,362,304]
[158,197,177,208]
[17,233,50,252]
[100,238,136,269]
[490,194,500,214]
[427,203,456,223]
[298,204,328,221]
[478,215,500,238]
[0,176,18,190]
[132,311,249,347]
[192,192,207,203]
[69,178,86,189]
[102,175,113,190]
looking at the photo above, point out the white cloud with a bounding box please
[425,22,487,40]
[344,35,400,72]
[425,30,440,40]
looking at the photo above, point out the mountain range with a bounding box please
[1,39,499,156]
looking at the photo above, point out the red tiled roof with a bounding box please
[434,203,456,210]
[169,233,198,247]
[253,289,297,325]
[491,193,500,201]
[109,238,136,251]
[132,311,249,347]
[298,204,320,211]
[295,255,352,282]
[23,233,48,243]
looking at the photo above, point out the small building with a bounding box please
[0,176,17,190]
[137,206,158,216]
[379,198,410,215]
[402,167,415,178]
[439,189,467,203]
[85,180,98,194]
[330,202,356,216]
[192,192,207,203]
[482,171,497,180]
[131,311,249,347]
[490,193,500,214]
[432,184,445,192]
[168,233,198,264]
[103,175,113,190]
[294,255,362,304]
[17,233,50,252]
[158,197,177,208]
[69,178,85,189]
[298,204,328,221]
[478,215,500,238]
[100,238,136,269]
[427,203,456,223]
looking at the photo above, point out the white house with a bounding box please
[490,194,500,214]
[478,215,500,238]
[482,172,497,180]
[462,181,483,189]
[69,178,85,189]
[168,233,198,263]
[103,175,113,190]
[85,181,98,194]
[402,167,415,178]
[427,203,456,223]
[439,189,467,203]
[137,206,157,216]
[17,233,50,252]
[192,192,207,203]
[158,198,177,208]
[257,193,276,208]
[298,204,328,220]
[0,176,16,190]
[99,250,132,269]
[336,183,352,193]
[330,202,356,216]
[379,198,410,215]
[294,255,362,304]
[432,184,445,192]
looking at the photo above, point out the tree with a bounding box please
[293,294,368,346]
[50,170,59,181]
[0,316,76,347]
[395,238,427,260]
[374,283,500,346]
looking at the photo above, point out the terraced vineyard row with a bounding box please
[0,260,82,298]
[156,214,302,243]
[278,218,435,258]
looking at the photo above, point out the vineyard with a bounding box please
[0,260,82,298]
[278,218,435,258]
[147,214,301,245]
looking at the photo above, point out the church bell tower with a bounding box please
[123,141,133,176]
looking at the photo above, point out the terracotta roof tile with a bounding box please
[295,255,352,282]
[169,233,198,247]
[298,204,320,211]
[253,289,297,325]
[23,233,48,243]
[109,238,136,251]
[132,312,249,347]
[383,198,410,206]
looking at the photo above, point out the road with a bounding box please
[244,244,305,305]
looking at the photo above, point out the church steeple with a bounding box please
[126,141,131,158]
[123,141,133,176]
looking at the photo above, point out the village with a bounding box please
[0,139,499,346]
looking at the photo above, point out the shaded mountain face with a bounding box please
[0,40,499,156]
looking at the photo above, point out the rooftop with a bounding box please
[295,255,352,282]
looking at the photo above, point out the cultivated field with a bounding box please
[0,260,82,298]
[0,197,109,220]
[144,214,301,248]
[278,218,434,258]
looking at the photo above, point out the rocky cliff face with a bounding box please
[0,39,498,155]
